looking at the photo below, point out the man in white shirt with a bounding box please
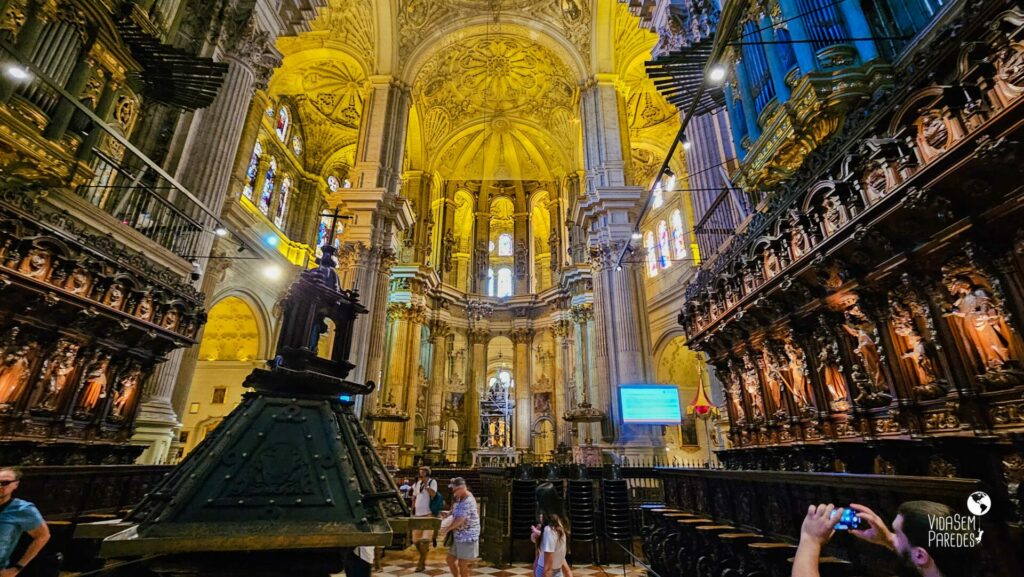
[411,466,438,572]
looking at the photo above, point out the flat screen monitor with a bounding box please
[619,384,682,425]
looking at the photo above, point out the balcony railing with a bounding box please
[693,186,762,262]
[0,39,230,262]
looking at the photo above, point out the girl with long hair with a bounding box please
[532,483,574,577]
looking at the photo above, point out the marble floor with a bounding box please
[366,547,648,577]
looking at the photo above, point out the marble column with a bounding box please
[511,328,533,452]
[425,325,450,455]
[467,328,489,455]
[131,34,271,464]
[514,212,530,295]
[552,320,572,445]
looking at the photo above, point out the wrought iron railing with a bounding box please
[692,186,758,261]
[0,39,231,262]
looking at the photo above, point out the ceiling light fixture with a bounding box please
[708,66,726,82]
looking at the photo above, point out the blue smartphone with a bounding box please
[830,507,862,531]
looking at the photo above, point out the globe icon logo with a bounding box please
[967,491,991,516]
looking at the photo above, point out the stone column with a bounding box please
[472,211,490,294]
[425,324,450,456]
[131,24,276,464]
[467,328,489,456]
[352,76,410,192]
[552,319,572,445]
[511,328,534,453]
[514,211,530,295]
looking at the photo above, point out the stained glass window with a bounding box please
[274,176,291,228]
[671,209,686,259]
[241,141,262,200]
[275,107,290,141]
[291,135,302,156]
[327,176,340,191]
[644,232,658,277]
[652,183,664,209]
[258,157,277,215]
[497,233,513,256]
[658,221,671,269]
[496,267,513,297]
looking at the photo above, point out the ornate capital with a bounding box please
[428,321,450,343]
[551,319,572,340]
[218,5,282,89]
[386,302,426,324]
[570,303,593,324]
[468,327,490,345]
[509,328,534,344]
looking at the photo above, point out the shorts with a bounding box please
[448,540,479,560]
[413,514,435,541]
[535,565,562,577]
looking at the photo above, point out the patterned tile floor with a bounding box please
[359,548,648,577]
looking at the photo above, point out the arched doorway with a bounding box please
[533,418,555,461]
[178,296,264,459]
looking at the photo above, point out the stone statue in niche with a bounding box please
[783,340,813,410]
[945,274,1023,387]
[817,339,850,412]
[842,303,893,405]
[0,342,38,408]
[442,230,455,272]
[35,340,81,411]
[515,240,528,279]
[103,283,126,309]
[17,248,53,280]
[75,354,110,414]
[110,364,142,419]
[474,240,488,279]
[890,301,944,399]
[820,192,849,236]
[741,355,765,422]
[63,267,92,296]
[135,294,155,322]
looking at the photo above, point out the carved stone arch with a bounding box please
[653,328,690,366]
[204,289,275,361]
[398,19,589,85]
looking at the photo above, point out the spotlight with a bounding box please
[631,232,642,240]
[615,265,623,271]
[682,139,692,151]
[263,264,282,280]
[190,260,203,281]
[5,65,29,81]
[214,226,228,237]
[708,65,726,83]
[263,234,279,247]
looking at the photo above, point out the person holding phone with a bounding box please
[792,501,976,577]
[529,483,574,577]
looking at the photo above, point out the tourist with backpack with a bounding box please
[411,466,440,572]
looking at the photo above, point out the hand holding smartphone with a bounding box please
[830,506,862,531]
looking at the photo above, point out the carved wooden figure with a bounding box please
[0,343,37,407]
[76,354,111,414]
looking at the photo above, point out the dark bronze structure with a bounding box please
[100,246,414,575]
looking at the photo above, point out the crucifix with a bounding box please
[319,207,354,252]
